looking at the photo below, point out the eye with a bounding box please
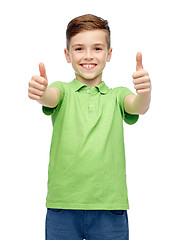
[75,47,83,51]
[95,47,102,51]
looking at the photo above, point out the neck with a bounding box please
[75,74,102,87]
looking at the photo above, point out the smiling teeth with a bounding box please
[83,64,95,68]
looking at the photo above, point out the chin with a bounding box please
[76,74,96,81]
[78,72,102,80]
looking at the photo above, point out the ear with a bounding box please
[64,48,71,63]
[106,48,112,62]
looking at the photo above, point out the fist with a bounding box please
[28,63,48,100]
[132,52,151,95]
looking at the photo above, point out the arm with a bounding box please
[124,92,151,115]
[37,87,60,108]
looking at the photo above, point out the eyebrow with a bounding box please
[71,43,105,48]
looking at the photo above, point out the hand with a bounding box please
[132,52,151,95]
[28,63,48,100]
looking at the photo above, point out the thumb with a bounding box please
[39,62,47,79]
[136,52,143,71]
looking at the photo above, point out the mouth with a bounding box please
[80,63,97,70]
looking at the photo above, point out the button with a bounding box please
[87,90,90,94]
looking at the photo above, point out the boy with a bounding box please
[28,14,151,240]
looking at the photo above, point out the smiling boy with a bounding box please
[28,14,151,240]
[64,29,112,87]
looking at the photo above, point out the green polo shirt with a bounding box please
[42,78,139,210]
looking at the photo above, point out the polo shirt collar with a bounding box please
[71,78,109,94]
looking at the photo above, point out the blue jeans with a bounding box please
[45,208,129,240]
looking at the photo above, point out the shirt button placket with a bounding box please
[88,88,97,124]
[88,89,93,111]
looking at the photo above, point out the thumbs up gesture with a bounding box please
[28,63,48,100]
[132,52,151,95]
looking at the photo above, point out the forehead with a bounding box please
[70,30,107,46]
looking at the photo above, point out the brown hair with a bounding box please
[66,14,111,50]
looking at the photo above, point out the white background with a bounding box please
[0,0,177,239]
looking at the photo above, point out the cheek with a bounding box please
[70,51,82,60]
[68,52,73,62]
[105,53,109,61]
[70,55,81,70]
[99,52,108,63]
[101,55,108,66]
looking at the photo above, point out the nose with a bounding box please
[84,50,93,60]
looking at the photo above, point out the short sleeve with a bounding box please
[42,81,65,116]
[117,87,139,125]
